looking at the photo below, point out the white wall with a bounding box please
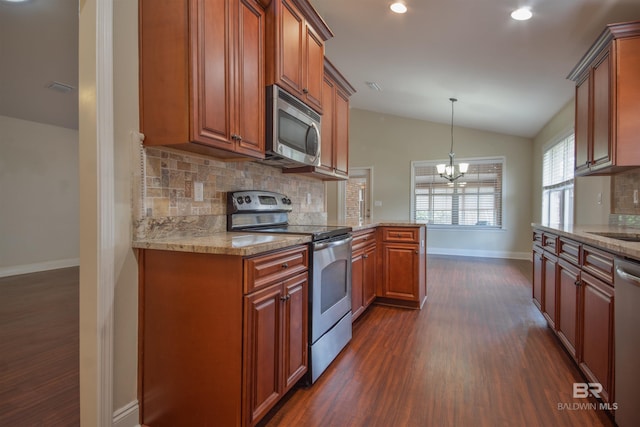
[0,115,79,276]
[349,108,533,259]
[531,100,610,225]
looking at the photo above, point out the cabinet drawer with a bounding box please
[244,245,309,294]
[558,237,581,265]
[381,227,419,243]
[542,233,558,255]
[352,229,376,250]
[582,245,614,284]
[533,230,543,247]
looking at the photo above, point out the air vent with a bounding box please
[47,81,75,94]
[365,81,382,91]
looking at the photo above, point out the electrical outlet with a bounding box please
[634,189,639,205]
[194,181,204,202]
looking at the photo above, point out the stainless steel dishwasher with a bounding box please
[614,257,640,427]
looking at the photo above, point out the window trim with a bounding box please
[410,156,506,230]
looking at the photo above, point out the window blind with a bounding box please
[413,158,504,228]
[542,134,574,225]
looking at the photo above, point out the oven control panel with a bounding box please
[227,190,293,213]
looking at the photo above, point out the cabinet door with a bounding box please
[244,284,282,425]
[334,88,349,176]
[579,271,614,404]
[278,0,304,95]
[557,259,580,359]
[574,76,590,174]
[303,24,324,112]
[542,253,558,329]
[319,76,335,173]
[591,51,612,170]
[282,273,308,391]
[381,243,419,301]
[236,0,265,157]
[532,247,543,310]
[192,0,235,148]
[362,244,377,307]
[351,250,364,321]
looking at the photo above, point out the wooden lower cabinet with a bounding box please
[542,252,558,329]
[532,246,543,310]
[579,271,614,404]
[532,228,615,405]
[138,245,309,427]
[243,272,308,426]
[351,229,376,321]
[556,259,580,359]
[377,226,427,309]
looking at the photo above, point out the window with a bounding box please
[411,158,504,228]
[542,134,574,226]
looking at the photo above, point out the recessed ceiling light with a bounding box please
[511,7,533,21]
[390,2,407,14]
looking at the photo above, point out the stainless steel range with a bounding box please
[227,190,353,384]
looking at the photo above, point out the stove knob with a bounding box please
[282,197,287,204]
[236,196,244,205]
[286,198,292,205]
[244,196,252,204]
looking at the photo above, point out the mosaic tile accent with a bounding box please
[136,147,326,236]
[612,168,640,215]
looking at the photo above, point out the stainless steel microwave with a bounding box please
[262,85,321,168]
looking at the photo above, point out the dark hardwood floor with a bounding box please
[261,256,614,427]
[0,267,79,426]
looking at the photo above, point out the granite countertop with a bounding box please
[133,220,425,256]
[132,232,312,256]
[336,219,427,232]
[532,223,640,260]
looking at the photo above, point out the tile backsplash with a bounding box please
[135,147,326,237]
[612,168,640,215]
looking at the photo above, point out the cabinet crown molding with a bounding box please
[567,20,640,82]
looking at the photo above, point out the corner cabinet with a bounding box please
[265,0,332,113]
[377,226,427,309]
[139,0,266,160]
[531,228,615,405]
[283,58,356,180]
[568,20,640,175]
[138,244,309,427]
[351,228,377,322]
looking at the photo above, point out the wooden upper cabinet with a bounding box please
[266,0,333,113]
[139,0,265,160]
[568,21,640,175]
[284,58,355,180]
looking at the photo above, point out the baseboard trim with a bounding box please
[113,400,139,427]
[428,248,531,260]
[0,258,80,278]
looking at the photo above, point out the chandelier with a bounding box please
[437,98,468,182]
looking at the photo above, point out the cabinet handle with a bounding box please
[303,88,309,94]
[231,134,239,140]
[280,295,288,302]
[363,254,369,259]
[574,280,581,287]
[415,250,419,254]
[281,262,289,269]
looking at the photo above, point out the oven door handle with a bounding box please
[313,236,353,251]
